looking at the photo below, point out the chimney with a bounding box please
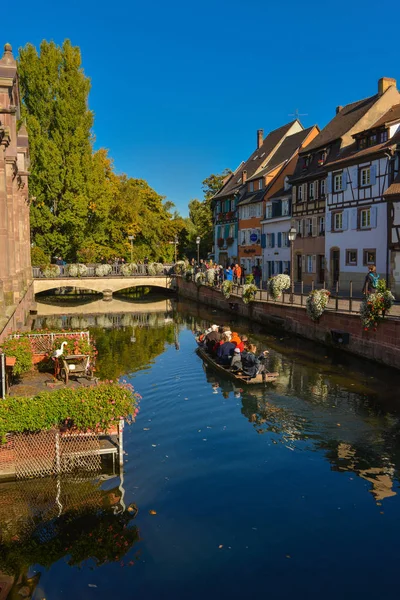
[378,77,397,96]
[257,129,264,149]
[242,170,247,183]
[336,106,343,114]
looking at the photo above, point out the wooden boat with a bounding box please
[196,346,279,385]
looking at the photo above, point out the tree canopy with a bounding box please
[19,40,186,263]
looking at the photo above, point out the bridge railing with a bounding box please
[32,263,175,278]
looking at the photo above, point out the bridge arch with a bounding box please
[33,275,174,298]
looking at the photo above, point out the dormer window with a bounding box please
[368,134,377,147]
[318,151,327,166]
[249,181,254,192]
[358,138,367,150]
[379,130,388,143]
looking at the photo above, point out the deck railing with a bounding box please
[32,263,174,278]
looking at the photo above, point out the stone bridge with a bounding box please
[33,275,175,298]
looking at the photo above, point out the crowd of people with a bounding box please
[190,259,263,287]
[198,324,269,378]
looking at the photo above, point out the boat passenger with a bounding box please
[216,333,236,366]
[231,347,242,371]
[237,335,248,352]
[230,331,241,347]
[205,325,221,352]
[241,344,269,378]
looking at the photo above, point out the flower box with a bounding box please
[217,238,225,248]
[226,237,234,246]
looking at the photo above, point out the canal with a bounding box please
[1,294,400,599]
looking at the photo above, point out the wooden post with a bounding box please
[118,419,124,467]
[335,281,339,311]
[349,281,353,313]
[301,281,304,305]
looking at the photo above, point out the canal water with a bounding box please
[2,295,400,599]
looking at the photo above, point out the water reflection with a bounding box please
[0,475,139,598]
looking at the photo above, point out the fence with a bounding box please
[9,330,90,355]
[32,263,174,278]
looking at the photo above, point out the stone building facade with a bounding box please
[0,43,31,321]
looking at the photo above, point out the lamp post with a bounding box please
[288,226,297,303]
[128,235,135,263]
[169,235,179,263]
[196,236,201,265]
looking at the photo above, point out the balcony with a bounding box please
[217,211,236,222]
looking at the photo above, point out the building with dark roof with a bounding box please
[289,77,400,288]
[213,120,302,267]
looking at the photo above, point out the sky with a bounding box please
[7,0,400,216]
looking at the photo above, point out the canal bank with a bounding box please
[176,278,400,370]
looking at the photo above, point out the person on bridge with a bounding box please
[362,265,379,295]
[224,266,233,282]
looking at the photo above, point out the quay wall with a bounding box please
[176,278,400,371]
[0,283,35,344]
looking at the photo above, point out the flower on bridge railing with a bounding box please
[306,289,330,321]
[174,260,188,275]
[147,262,165,276]
[42,265,61,278]
[120,263,138,276]
[359,280,395,331]
[267,274,291,300]
[242,283,258,304]
[206,268,216,286]
[67,263,88,277]
[195,272,206,287]
[222,280,233,299]
[95,264,112,277]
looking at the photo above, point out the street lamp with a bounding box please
[128,235,135,263]
[196,236,201,265]
[288,226,297,303]
[169,235,179,263]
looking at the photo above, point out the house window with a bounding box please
[282,232,289,247]
[318,216,325,235]
[320,179,326,196]
[360,167,371,187]
[296,220,302,236]
[334,212,343,231]
[314,180,319,199]
[249,182,254,192]
[216,202,221,214]
[258,179,263,190]
[363,249,376,266]
[297,185,303,202]
[265,204,272,219]
[333,172,343,192]
[360,207,371,229]
[267,233,274,248]
[318,151,327,165]
[346,250,357,265]
[309,182,314,200]
[307,218,313,236]
[379,130,388,143]
[282,200,289,216]
[307,255,313,273]
[368,134,377,147]
[358,138,367,150]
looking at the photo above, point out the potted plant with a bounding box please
[306,289,331,321]
[267,274,291,300]
[217,238,224,248]
[226,237,234,246]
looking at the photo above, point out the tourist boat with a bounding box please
[196,345,279,385]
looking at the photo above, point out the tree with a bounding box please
[18,40,94,261]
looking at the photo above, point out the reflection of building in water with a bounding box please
[330,442,397,502]
[35,309,175,331]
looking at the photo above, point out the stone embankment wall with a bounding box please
[177,279,400,370]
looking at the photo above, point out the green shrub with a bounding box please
[31,246,49,266]
[0,337,33,377]
[0,382,140,442]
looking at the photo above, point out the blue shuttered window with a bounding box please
[326,173,332,194]
[370,205,377,228]
[261,233,266,249]
[342,210,349,230]
[350,208,358,229]
[370,164,377,186]
[271,233,275,248]
[235,222,238,237]
[277,232,282,247]
[224,224,230,238]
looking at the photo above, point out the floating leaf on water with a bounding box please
[285,555,291,559]
[337,423,341,427]
[218,544,223,549]
[88,584,97,588]
[149,510,157,515]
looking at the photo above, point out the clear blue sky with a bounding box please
[8,0,400,216]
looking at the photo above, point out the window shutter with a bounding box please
[326,173,332,194]
[342,210,349,230]
[326,211,332,232]
[301,255,306,272]
[350,208,358,229]
[370,164,377,186]
[235,222,238,237]
[312,217,317,237]
[292,186,296,204]
[342,170,348,190]
[279,261,283,273]
[277,232,282,247]
[312,255,316,273]
[261,233,266,249]
[352,167,358,189]
[370,205,377,228]
[217,226,221,239]
[224,224,230,238]
[303,183,308,202]
[271,233,275,248]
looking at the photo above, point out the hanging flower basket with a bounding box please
[217,238,225,248]
[174,260,188,275]
[42,265,60,278]
[267,274,291,300]
[195,272,206,287]
[242,283,258,304]
[206,268,215,285]
[226,237,234,246]
[222,280,233,299]
[306,289,330,321]
[95,264,112,277]
[360,281,395,331]
[67,263,88,278]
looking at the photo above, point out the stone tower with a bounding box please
[0,43,31,313]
